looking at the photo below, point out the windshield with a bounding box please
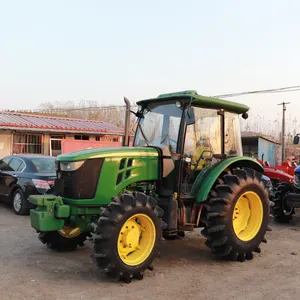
[30,157,56,173]
[134,103,182,153]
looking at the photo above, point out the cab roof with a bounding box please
[136,90,249,114]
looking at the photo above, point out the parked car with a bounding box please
[0,154,56,215]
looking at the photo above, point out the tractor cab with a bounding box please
[133,90,247,198]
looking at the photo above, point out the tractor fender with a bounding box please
[191,156,264,203]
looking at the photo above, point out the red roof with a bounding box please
[0,111,124,134]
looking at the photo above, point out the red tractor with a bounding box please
[257,156,295,188]
[275,160,298,176]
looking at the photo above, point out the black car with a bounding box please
[0,154,56,215]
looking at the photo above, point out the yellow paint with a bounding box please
[191,146,211,170]
[232,191,263,241]
[117,213,156,266]
[58,226,81,239]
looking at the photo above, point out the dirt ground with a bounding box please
[1,205,300,300]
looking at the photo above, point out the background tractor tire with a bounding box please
[273,183,295,223]
[201,168,270,262]
[38,230,91,251]
[93,192,163,283]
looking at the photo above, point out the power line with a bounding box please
[214,85,300,98]
[7,84,300,113]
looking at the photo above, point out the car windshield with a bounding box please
[134,102,182,153]
[30,157,56,173]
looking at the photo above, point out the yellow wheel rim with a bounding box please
[232,191,263,242]
[117,213,156,266]
[58,226,81,239]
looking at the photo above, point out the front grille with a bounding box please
[56,158,104,199]
[294,174,300,188]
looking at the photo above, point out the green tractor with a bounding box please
[29,90,271,283]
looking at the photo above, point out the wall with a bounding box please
[61,139,122,154]
[258,138,277,166]
[0,130,12,157]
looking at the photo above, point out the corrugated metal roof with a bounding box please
[241,131,281,145]
[0,111,124,134]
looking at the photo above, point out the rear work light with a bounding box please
[32,179,51,191]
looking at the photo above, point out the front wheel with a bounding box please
[93,192,163,283]
[201,168,270,261]
[38,227,90,251]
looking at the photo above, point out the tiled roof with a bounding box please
[0,111,124,134]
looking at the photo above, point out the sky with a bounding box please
[1,0,300,137]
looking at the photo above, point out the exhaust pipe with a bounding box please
[123,97,131,146]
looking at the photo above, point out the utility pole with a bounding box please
[278,102,291,162]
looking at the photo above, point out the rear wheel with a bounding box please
[93,192,163,283]
[273,183,295,223]
[201,168,270,261]
[12,189,29,215]
[38,227,90,251]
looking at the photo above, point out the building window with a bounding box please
[74,135,89,140]
[50,135,64,156]
[95,136,101,141]
[50,135,65,139]
[13,134,42,154]
[113,137,119,142]
[101,136,111,141]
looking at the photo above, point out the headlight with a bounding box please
[60,161,85,171]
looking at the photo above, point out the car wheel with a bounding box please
[12,189,29,215]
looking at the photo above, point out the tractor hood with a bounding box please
[56,146,159,162]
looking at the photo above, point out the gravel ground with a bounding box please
[1,204,300,300]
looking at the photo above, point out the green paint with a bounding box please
[69,215,95,232]
[137,90,249,114]
[191,157,264,202]
[29,148,159,232]
[63,155,159,206]
[57,146,158,162]
[30,195,66,231]
[29,194,103,231]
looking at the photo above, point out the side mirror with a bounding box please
[293,135,300,145]
[185,107,195,125]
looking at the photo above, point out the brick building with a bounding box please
[0,111,125,157]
